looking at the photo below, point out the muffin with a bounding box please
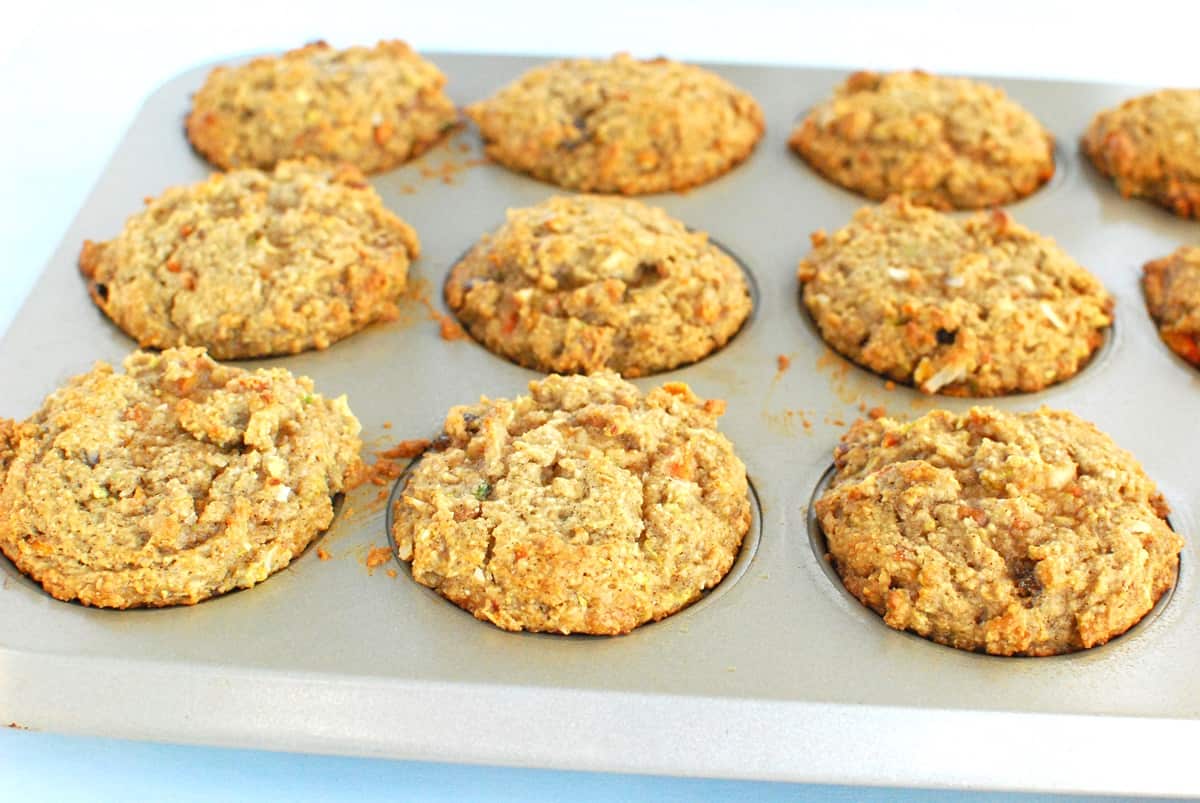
[814,406,1183,655]
[466,53,764,194]
[390,372,751,634]
[186,40,458,173]
[1143,245,1200,366]
[798,197,1112,396]
[80,160,419,359]
[790,70,1055,209]
[446,194,752,376]
[0,347,362,608]
[1083,89,1200,219]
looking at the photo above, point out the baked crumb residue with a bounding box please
[380,438,432,460]
[365,545,392,574]
[394,275,467,340]
[422,299,467,341]
[418,155,489,186]
[762,407,814,436]
[814,347,867,405]
[347,438,430,490]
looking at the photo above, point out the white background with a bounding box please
[1,1,1197,799]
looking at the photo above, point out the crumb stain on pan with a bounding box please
[815,347,870,405]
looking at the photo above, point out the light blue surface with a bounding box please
[0,729,1124,802]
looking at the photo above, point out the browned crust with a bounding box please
[390,373,751,635]
[1143,247,1200,367]
[1082,89,1200,220]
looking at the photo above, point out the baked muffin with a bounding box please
[790,70,1055,209]
[466,53,764,194]
[1083,89,1200,219]
[798,197,1112,396]
[0,348,362,608]
[445,195,752,376]
[390,372,751,635]
[814,406,1183,656]
[80,160,419,359]
[186,40,458,173]
[1143,245,1200,366]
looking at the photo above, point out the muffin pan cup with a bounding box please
[1,54,1197,796]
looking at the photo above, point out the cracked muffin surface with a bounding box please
[0,348,362,608]
[466,53,764,194]
[815,407,1182,656]
[445,195,752,376]
[1083,89,1200,219]
[1143,245,1200,367]
[790,70,1055,210]
[186,40,458,173]
[79,160,419,359]
[390,372,751,635]
[798,197,1112,396]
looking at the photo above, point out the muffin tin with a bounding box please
[0,53,1197,797]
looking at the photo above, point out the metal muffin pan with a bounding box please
[1,54,1197,797]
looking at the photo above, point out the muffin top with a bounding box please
[815,406,1182,656]
[80,160,419,359]
[466,54,764,194]
[0,348,362,608]
[798,197,1112,396]
[446,194,751,376]
[790,70,1055,209]
[390,372,751,635]
[1083,89,1200,219]
[187,40,459,173]
[1143,245,1200,366]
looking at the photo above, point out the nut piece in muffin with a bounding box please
[80,160,420,359]
[186,40,458,173]
[790,70,1055,210]
[446,195,752,376]
[1083,89,1200,219]
[390,372,751,635]
[466,53,765,194]
[1143,245,1200,366]
[797,197,1112,396]
[814,407,1182,656]
[0,348,362,608]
